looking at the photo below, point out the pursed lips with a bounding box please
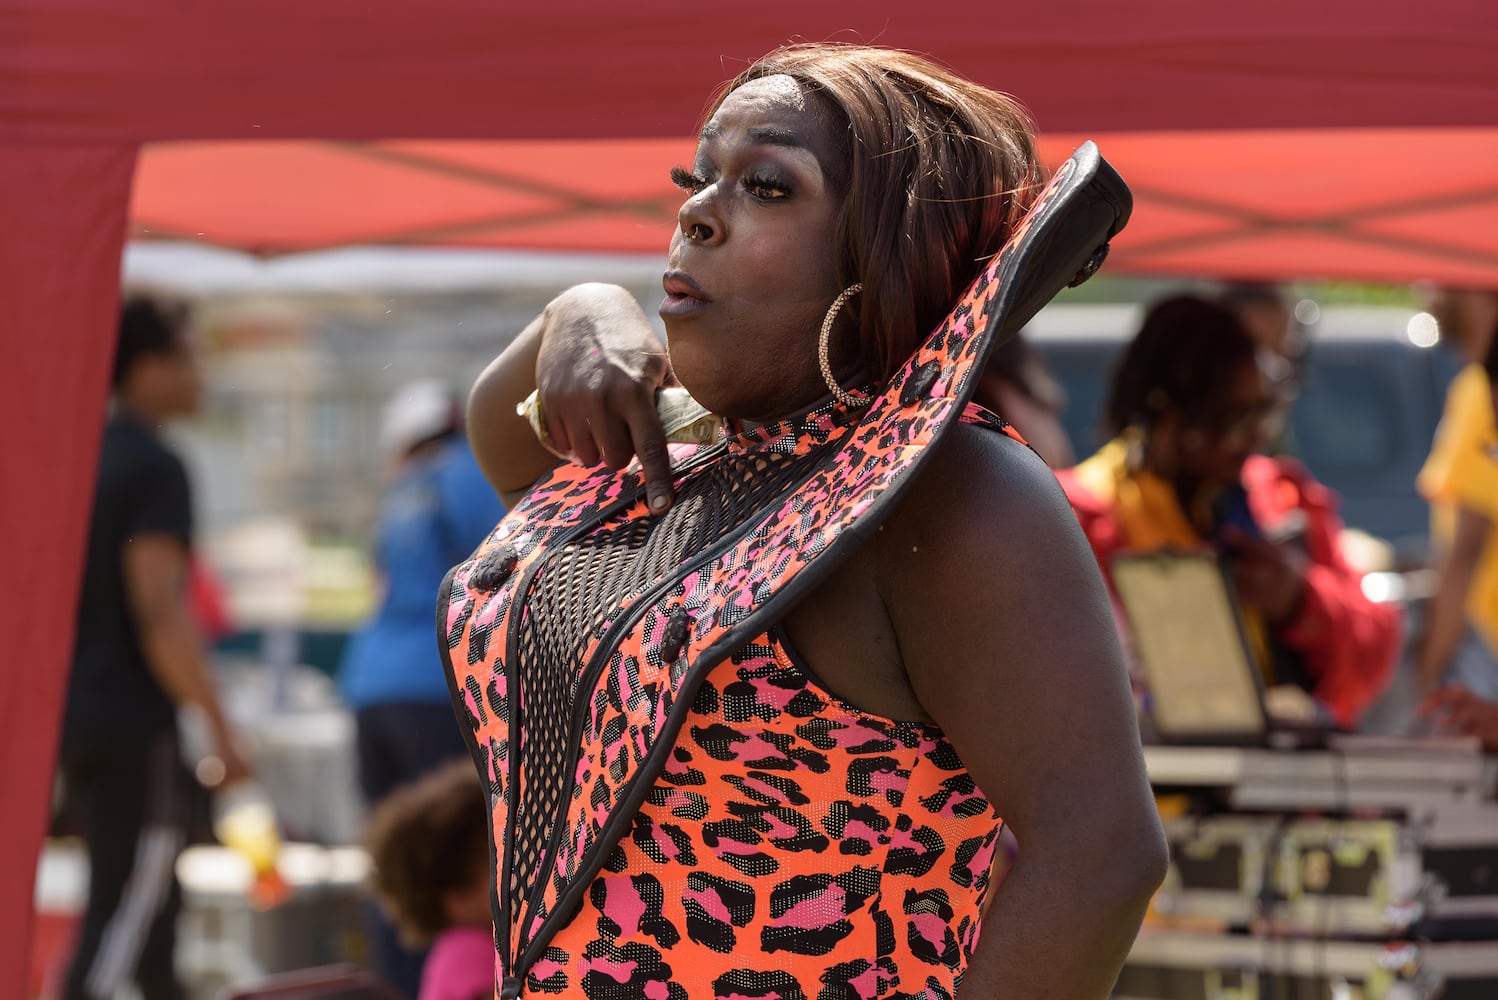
[663,270,711,302]
[660,270,712,318]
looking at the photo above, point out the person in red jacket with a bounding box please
[1056,295,1402,728]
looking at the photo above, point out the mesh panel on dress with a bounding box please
[505,446,832,952]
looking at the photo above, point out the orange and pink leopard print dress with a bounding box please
[438,142,1130,999]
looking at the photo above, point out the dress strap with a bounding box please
[959,401,1029,446]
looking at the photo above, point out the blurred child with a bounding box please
[365,761,493,1000]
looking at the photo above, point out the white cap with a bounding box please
[379,378,458,456]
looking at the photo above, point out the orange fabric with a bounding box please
[537,629,1002,998]
[1059,444,1403,727]
[442,405,1021,996]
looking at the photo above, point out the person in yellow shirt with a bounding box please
[1416,288,1498,693]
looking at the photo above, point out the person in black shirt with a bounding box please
[59,295,249,1000]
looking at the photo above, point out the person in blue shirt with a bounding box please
[339,377,504,994]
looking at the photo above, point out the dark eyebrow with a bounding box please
[696,121,806,150]
[746,125,804,149]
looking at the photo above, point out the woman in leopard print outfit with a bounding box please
[447,43,1167,1000]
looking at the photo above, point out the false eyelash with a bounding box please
[741,170,791,199]
[670,165,707,193]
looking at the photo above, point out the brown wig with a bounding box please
[709,44,1043,382]
[364,760,489,946]
[1104,294,1260,437]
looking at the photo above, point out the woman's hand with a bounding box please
[1420,686,1498,750]
[533,285,677,512]
[468,283,678,511]
[1224,529,1307,624]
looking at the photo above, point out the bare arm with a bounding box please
[123,535,249,785]
[467,283,677,510]
[1418,506,1492,691]
[467,307,555,507]
[879,427,1166,998]
[1421,685,1498,749]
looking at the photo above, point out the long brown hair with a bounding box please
[709,44,1043,382]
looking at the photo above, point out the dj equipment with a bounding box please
[1123,739,1498,998]
[1118,931,1498,1000]
[1158,809,1498,936]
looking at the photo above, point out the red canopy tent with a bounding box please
[4,0,1498,988]
[126,128,1498,285]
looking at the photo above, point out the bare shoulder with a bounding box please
[869,417,1128,723]
[869,418,1149,851]
[782,419,1085,725]
[872,419,1082,580]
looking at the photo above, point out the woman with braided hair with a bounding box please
[447,44,1165,999]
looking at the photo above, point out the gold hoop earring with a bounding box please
[818,283,867,408]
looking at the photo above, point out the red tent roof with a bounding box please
[129,129,1498,285]
[4,2,1498,984]
[11,0,1498,280]
[9,2,1498,140]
